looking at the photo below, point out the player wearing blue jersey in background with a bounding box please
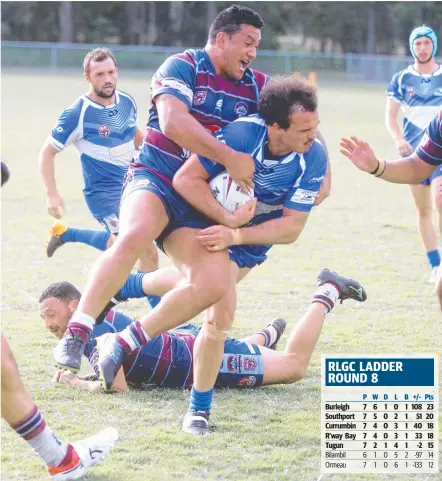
[40,273,366,393]
[39,48,159,292]
[96,75,346,435]
[53,6,270,372]
[341,110,442,310]
[385,26,442,283]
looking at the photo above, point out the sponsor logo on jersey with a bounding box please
[244,357,257,371]
[193,90,207,106]
[234,102,248,117]
[227,354,240,372]
[205,125,221,136]
[215,99,223,113]
[237,376,257,388]
[160,78,194,103]
[309,175,325,183]
[291,188,317,205]
[98,125,110,138]
[54,123,64,133]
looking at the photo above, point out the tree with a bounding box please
[59,2,75,43]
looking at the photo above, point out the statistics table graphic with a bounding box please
[321,355,439,474]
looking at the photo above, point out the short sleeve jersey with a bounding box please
[138,49,270,179]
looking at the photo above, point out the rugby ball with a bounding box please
[209,172,254,213]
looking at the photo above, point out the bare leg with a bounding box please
[410,184,437,257]
[261,303,326,385]
[193,261,239,392]
[136,242,160,274]
[78,190,169,319]
[1,334,36,425]
[135,228,231,338]
[141,266,186,297]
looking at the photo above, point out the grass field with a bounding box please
[1,71,441,481]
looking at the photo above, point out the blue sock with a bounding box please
[136,270,161,308]
[426,250,441,268]
[119,273,146,300]
[189,387,214,412]
[61,228,110,252]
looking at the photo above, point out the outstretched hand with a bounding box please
[340,137,379,173]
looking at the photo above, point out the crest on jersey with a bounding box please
[234,102,248,117]
[227,354,240,372]
[193,90,207,106]
[406,86,416,100]
[243,357,257,371]
[98,124,110,138]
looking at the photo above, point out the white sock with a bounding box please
[69,311,95,331]
[312,283,340,313]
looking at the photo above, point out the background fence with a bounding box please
[1,41,412,84]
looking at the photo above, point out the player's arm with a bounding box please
[54,370,104,392]
[39,143,66,219]
[385,98,413,157]
[173,153,256,228]
[156,94,255,191]
[340,136,435,183]
[314,130,331,206]
[196,207,310,251]
[134,127,144,150]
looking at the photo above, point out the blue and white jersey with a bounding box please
[48,90,138,218]
[198,114,327,224]
[387,65,442,148]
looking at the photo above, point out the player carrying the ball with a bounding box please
[95,74,344,435]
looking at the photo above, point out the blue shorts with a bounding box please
[122,167,271,269]
[420,165,442,186]
[121,167,211,246]
[85,192,121,235]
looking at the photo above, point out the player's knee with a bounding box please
[415,205,432,218]
[282,354,309,384]
[194,281,228,309]
[114,228,150,257]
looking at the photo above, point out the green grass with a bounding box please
[1,71,441,481]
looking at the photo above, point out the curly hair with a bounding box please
[258,75,317,129]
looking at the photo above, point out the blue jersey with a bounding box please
[416,110,442,166]
[387,65,442,148]
[199,114,327,222]
[137,48,270,180]
[48,90,138,219]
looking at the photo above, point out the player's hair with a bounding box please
[208,5,264,43]
[38,282,81,303]
[83,47,117,74]
[258,74,317,129]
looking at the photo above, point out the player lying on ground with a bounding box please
[41,269,366,394]
[1,160,118,481]
[341,110,442,311]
